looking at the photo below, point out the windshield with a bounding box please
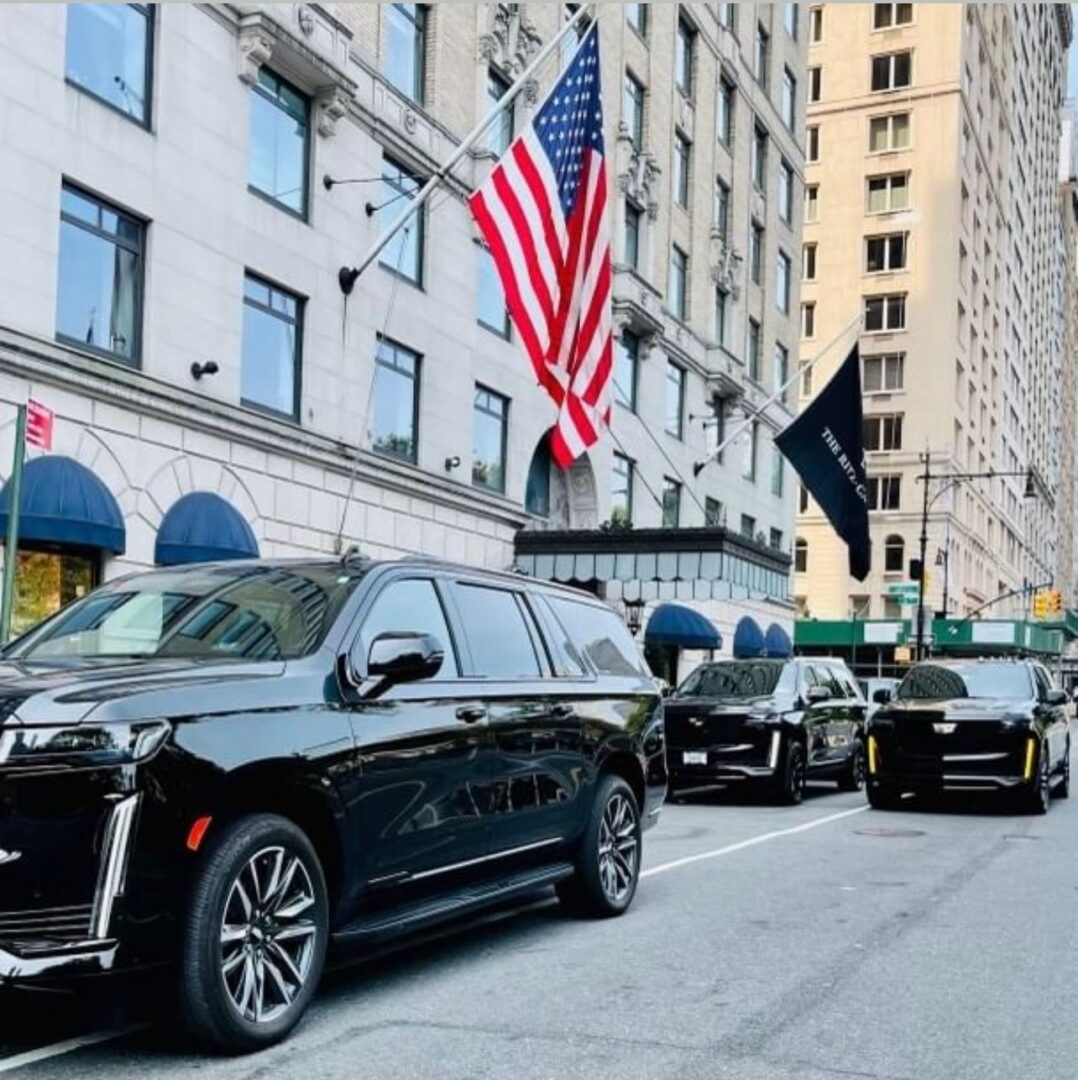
[675,661,795,700]
[7,563,370,662]
[896,663,1033,701]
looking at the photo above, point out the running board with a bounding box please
[332,862,575,946]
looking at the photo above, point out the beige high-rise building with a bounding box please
[794,2,1072,629]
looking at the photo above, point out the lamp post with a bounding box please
[913,458,1038,661]
[623,597,646,638]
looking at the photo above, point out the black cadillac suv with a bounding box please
[664,657,867,803]
[866,658,1070,812]
[0,557,665,1051]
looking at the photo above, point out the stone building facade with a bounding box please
[0,3,805,660]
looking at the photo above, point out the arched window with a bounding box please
[884,534,904,573]
[794,537,808,573]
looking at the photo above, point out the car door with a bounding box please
[801,665,832,770]
[1034,665,1067,767]
[836,666,867,753]
[445,579,586,865]
[812,663,848,768]
[344,574,494,903]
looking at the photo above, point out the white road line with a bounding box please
[641,804,870,879]
[0,1025,145,1075]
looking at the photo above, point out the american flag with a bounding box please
[468,24,612,468]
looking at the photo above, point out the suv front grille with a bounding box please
[0,903,94,943]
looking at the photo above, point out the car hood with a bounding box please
[875,696,1031,721]
[666,693,782,713]
[0,656,288,726]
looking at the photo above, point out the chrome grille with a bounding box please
[0,903,94,942]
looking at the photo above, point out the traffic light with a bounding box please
[1049,588,1063,615]
[1033,590,1049,619]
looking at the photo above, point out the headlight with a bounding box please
[0,720,171,768]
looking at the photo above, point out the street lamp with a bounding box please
[623,597,646,638]
[913,454,1038,660]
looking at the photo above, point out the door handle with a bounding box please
[456,705,487,724]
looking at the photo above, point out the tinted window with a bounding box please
[811,665,845,697]
[12,565,368,661]
[676,661,795,699]
[897,663,1033,701]
[546,597,644,678]
[357,578,457,679]
[456,585,541,678]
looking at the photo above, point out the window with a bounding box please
[714,179,730,238]
[486,68,513,155]
[673,132,691,208]
[676,19,694,97]
[546,596,645,677]
[864,352,905,391]
[771,447,785,498]
[248,68,309,217]
[358,579,458,679]
[706,398,726,463]
[873,3,913,30]
[743,420,759,481]
[752,124,768,189]
[795,538,808,572]
[705,497,723,526]
[869,112,910,153]
[776,251,791,313]
[624,200,642,270]
[809,7,823,42]
[740,513,756,538]
[778,159,794,223]
[385,3,426,103]
[770,527,784,550]
[867,475,901,511]
[867,172,909,213]
[715,287,729,345]
[477,245,509,336]
[380,156,424,284]
[665,361,685,438]
[799,360,813,396]
[802,242,817,281]
[472,386,508,492]
[56,185,144,365]
[754,24,769,87]
[801,302,816,339]
[371,337,420,461]
[781,68,796,129]
[718,79,734,146]
[624,72,645,146]
[805,184,819,222]
[611,453,634,524]
[783,3,798,38]
[805,127,821,167]
[884,534,905,573]
[809,66,822,103]
[615,331,639,410]
[865,233,907,272]
[669,246,688,320]
[718,3,737,34]
[864,413,903,451]
[799,485,809,512]
[774,342,789,399]
[662,477,682,528]
[871,52,912,92]
[242,273,302,419]
[625,2,647,37]
[65,4,152,125]
[455,584,541,678]
[864,294,906,332]
[747,318,762,380]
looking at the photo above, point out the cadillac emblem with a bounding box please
[932,723,958,735]
[0,849,21,866]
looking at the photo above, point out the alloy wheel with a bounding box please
[597,793,638,904]
[852,745,866,790]
[220,846,318,1024]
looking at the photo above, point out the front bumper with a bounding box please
[0,938,119,984]
[868,772,1030,793]
[668,730,782,787]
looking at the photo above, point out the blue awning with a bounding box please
[644,603,722,649]
[764,622,793,659]
[733,616,766,658]
[0,455,125,553]
[155,492,259,565]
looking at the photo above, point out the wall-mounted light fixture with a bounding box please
[444,455,461,472]
[190,360,219,380]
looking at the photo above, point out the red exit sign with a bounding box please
[26,399,54,450]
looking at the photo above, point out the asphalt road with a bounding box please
[2,779,1077,1079]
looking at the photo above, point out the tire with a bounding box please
[1024,744,1051,815]
[180,814,329,1053]
[557,774,641,918]
[838,739,867,793]
[867,782,899,810]
[774,742,807,805]
[1056,741,1070,799]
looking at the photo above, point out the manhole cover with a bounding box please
[854,827,926,838]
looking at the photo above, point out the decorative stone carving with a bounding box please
[403,108,417,134]
[237,25,274,85]
[297,5,315,37]
[478,3,543,81]
[316,86,349,137]
[709,228,743,299]
[617,146,662,221]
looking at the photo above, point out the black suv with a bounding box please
[664,657,867,802]
[0,558,665,1051]
[866,658,1071,812]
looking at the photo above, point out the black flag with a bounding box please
[775,344,871,581]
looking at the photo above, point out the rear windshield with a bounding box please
[675,661,795,700]
[896,663,1033,701]
[8,564,369,662]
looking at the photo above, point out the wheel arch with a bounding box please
[597,748,646,812]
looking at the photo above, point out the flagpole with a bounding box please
[0,405,27,645]
[338,3,595,295]
[693,314,861,476]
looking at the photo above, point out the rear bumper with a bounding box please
[0,938,119,985]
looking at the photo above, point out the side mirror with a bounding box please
[364,632,443,691]
[805,685,830,705]
[873,687,893,705]
[1045,689,1068,707]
